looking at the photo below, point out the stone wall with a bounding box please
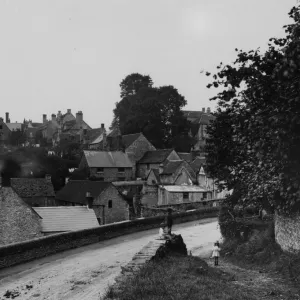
[89,167,133,181]
[275,212,300,253]
[0,187,43,246]
[0,207,219,269]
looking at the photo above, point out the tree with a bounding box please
[111,73,193,149]
[9,129,26,146]
[0,156,21,186]
[205,6,300,214]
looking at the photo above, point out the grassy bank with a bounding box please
[103,254,260,300]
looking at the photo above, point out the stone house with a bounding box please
[79,150,133,181]
[10,177,56,207]
[136,149,180,179]
[183,109,215,153]
[32,206,99,235]
[55,180,130,225]
[0,113,24,146]
[0,186,43,245]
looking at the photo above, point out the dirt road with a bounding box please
[0,217,220,300]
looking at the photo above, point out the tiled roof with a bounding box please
[161,160,183,175]
[83,151,133,168]
[11,178,55,197]
[85,128,105,142]
[178,153,193,163]
[55,180,111,204]
[161,185,207,192]
[138,149,173,164]
[33,207,99,233]
[5,123,23,131]
[122,133,142,148]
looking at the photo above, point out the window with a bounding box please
[146,164,150,170]
[202,192,207,200]
[202,201,207,206]
[97,167,104,173]
[118,167,125,172]
[183,192,189,200]
[97,177,104,181]
[108,200,112,208]
[118,177,125,181]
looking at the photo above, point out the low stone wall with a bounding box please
[141,201,221,218]
[0,207,219,270]
[275,212,300,253]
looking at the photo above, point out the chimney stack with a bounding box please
[101,123,105,130]
[43,114,47,124]
[5,112,10,123]
[86,191,93,209]
[51,114,56,122]
[207,107,211,113]
[76,111,83,123]
[159,164,164,174]
[67,109,71,114]
[202,108,205,112]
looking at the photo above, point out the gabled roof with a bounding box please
[190,157,206,173]
[122,133,142,148]
[11,178,55,197]
[55,180,111,204]
[177,153,193,163]
[5,123,22,131]
[161,160,183,175]
[85,128,105,143]
[138,149,174,164]
[83,151,132,168]
[33,207,99,232]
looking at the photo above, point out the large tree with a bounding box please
[205,6,300,214]
[111,73,193,149]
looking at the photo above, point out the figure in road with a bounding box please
[212,241,221,266]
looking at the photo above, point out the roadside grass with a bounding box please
[221,223,300,284]
[103,254,258,300]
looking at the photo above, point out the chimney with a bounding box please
[51,114,56,122]
[43,114,47,124]
[67,109,71,114]
[45,174,51,182]
[76,111,83,123]
[86,191,93,209]
[102,131,107,150]
[5,112,9,123]
[207,107,211,113]
[101,123,105,130]
[159,164,164,174]
[202,108,205,112]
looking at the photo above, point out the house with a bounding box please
[82,124,106,149]
[183,108,215,153]
[141,160,197,206]
[0,186,43,245]
[158,185,211,206]
[136,149,180,179]
[32,207,99,235]
[55,180,130,225]
[37,113,60,144]
[0,113,24,146]
[79,150,133,181]
[10,177,56,207]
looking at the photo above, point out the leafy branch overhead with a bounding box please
[205,6,300,214]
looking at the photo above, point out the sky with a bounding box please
[0,0,297,128]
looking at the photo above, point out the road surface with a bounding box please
[0,217,221,300]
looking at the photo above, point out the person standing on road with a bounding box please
[212,242,221,266]
[166,208,173,235]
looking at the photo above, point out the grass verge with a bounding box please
[103,254,259,300]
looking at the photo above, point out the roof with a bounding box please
[138,149,174,164]
[122,133,142,148]
[11,178,55,197]
[183,111,215,125]
[83,151,133,168]
[55,180,111,204]
[85,127,105,143]
[190,157,206,173]
[33,207,99,232]
[5,123,22,131]
[160,185,207,192]
[177,153,193,163]
[161,160,183,175]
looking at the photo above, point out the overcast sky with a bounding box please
[0,0,296,128]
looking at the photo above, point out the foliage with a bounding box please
[9,129,26,146]
[54,141,82,161]
[205,6,300,214]
[111,73,194,149]
[0,156,22,185]
[69,168,88,180]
